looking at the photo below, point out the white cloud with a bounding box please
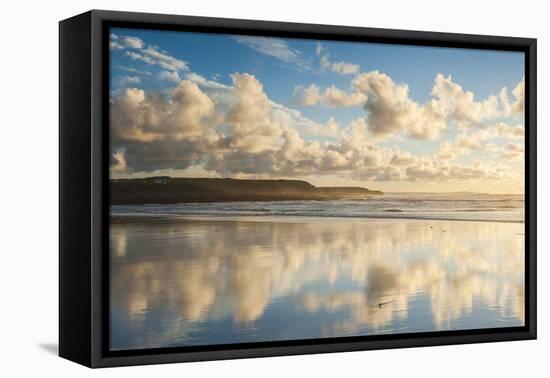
[330,61,361,75]
[501,142,524,160]
[185,72,231,90]
[294,84,367,107]
[110,33,144,49]
[122,36,143,49]
[323,86,368,107]
[295,72,522,141]
[269,102,340,139]
[222,73,284,153]
[110,72,521,184]
[115,75,141,87]
[438,134,484,161]
[110,80,220,172]
[317,43,360,75]
[111,33,189,72]
[109,34,123,50]
[116,65,152,76]
[437,123,525,160]
[124,51,154,65]
[125,46,188,72]
[511,77,525,115]
[353,71,447,139]
[158,70,181,83]
[431,74,501,128]
[110,149,127,173]
[390,150,417,166]
[110,32,524,188]
[405,162,501,182]
[494,122,525,139]
[500,77,525,117]
[235,36,313,72]
[324,117,341,137]
[293,84,321,106]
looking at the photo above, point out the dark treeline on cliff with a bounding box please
[110,177,383,205]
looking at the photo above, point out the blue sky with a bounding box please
[109,27,525,193]
[111,28,523,100]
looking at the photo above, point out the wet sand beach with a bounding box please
[110,216,525,351]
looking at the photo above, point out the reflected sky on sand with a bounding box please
[110,217,524,351]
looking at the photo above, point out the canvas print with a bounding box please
[108,28,525,351]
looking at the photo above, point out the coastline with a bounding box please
[110,177,383,205]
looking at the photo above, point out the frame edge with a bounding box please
[59,11,94,368]
[82,9,537,368]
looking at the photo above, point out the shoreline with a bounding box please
[110,213,525,225]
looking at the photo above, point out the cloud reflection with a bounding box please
[110,217,524,350]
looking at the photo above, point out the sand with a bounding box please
[109,216,525,350]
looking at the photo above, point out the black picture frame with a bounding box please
[59,9,537,368]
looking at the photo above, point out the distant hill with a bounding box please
[110,177,383,205]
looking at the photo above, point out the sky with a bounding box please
[109,27,525,194]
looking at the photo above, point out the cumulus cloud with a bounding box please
[110,34,144,50]
[501,142,524,160]
[324,117,341,137]
[500,77,525,116]
[110,34,145,50]
[223,73,284,153]
[294,84,367,107]
[353,71,447,139]
[390,149,417,166]
[110,149,127,173]
[110,72,521,185]
[431,74,501,128]
[437,123,525,160]
[317,43,360,75]
[494,122,525,139]
[110,32,524,188]
[319,85,366,107]
[404,161,502,182]
[112,81,216,141]
[270,102,340,139]
[511,77,525,114]
[121,36,144,49]
[294,72,524,141]
[110,80,219,172]
[293,84,321,106]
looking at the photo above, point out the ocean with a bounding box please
[110,193,525,223]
